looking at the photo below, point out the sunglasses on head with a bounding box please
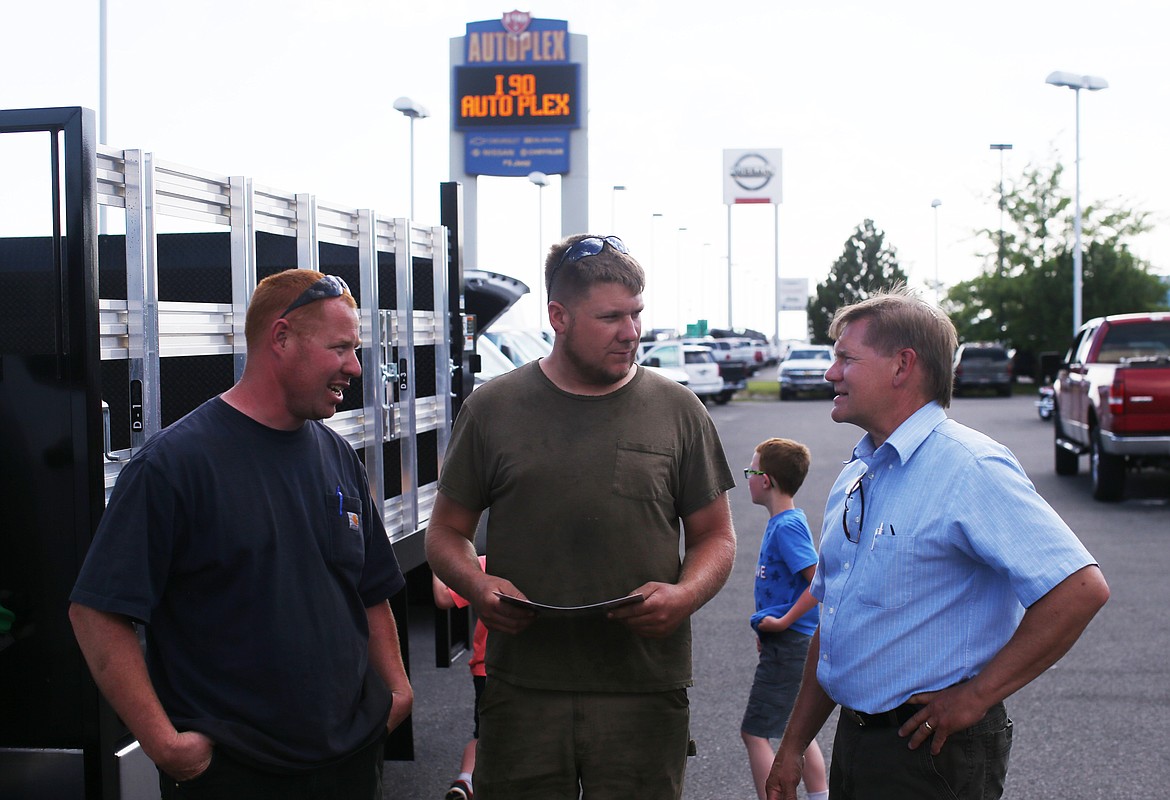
[550,236,629,287]
[279,274,350,318]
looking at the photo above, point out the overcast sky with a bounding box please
[4,0,1168,337]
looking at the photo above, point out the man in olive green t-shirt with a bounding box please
[426,234,736,800]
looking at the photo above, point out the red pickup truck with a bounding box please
[1052,312,1170,501]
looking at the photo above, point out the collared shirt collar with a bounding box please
[849,401,948,467]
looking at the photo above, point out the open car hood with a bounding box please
[463,269,530,335]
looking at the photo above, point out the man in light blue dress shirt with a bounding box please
[766,289,1110,800]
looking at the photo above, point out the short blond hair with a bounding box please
[829,287,957,407]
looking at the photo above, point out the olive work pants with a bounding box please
[474,677,691,800]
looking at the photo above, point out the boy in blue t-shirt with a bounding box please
[741,437,827,800]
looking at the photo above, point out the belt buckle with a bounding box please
[845,707,867,727]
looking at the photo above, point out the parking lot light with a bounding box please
[1045,71,1108,333]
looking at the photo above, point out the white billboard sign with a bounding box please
[723,148,782,205]
[777,277,809,311]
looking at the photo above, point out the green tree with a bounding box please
[946,155,1165,373]
[808,219,909,343]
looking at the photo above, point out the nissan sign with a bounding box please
[723,148,782,205]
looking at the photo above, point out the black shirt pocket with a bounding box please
[326,490,366,576]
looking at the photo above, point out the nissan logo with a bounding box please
[730,153,776,192]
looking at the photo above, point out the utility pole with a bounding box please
[990,143,1013,337]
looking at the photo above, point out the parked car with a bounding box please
[705,337,765,375]
[712,359,749,403]
[683,336,734,361]
[640,341,726,403]
[482,328,551,366]
[777,345,834,400]
[463,269,530,388]
[953,342,1013,397]
[640,328,679,344]
[1052,312,1170,501]
[641,364,690,386]
[705,328,777,367]
[718,337,762,373]
[683,337,754,375]
[473,332,518,387]
[681,339,750,402]
[745,338,779,367]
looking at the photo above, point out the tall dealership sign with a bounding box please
[723,148,783,337]
[451,13,588,271]
[723,149,782,205]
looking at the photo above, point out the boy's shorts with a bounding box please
[472,674,486,738]
[741,628,812,739]
[475,677,690,800]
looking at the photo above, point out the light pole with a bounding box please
[989,144,1013,271]
[930,199,942,304]
[392,96,429,220]
[528,171,550,328]
[990,143,1013,335]
[1046,71,1108,333]
[610,185,626,232]
[650,212,663,330]
[701,242,712,324]
[675,227,688,332]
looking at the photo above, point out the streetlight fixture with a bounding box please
[611,185,626,232]
[930,199,942,304]
[392,96,429,220]
[1045,71,1108,333]
[528,171,550,328]
[990,143,1013,334]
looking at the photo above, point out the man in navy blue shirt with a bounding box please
[70,270,412,798]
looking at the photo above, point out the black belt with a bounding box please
[841,702,921,728]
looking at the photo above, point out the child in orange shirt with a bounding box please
[432,556,488,800]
